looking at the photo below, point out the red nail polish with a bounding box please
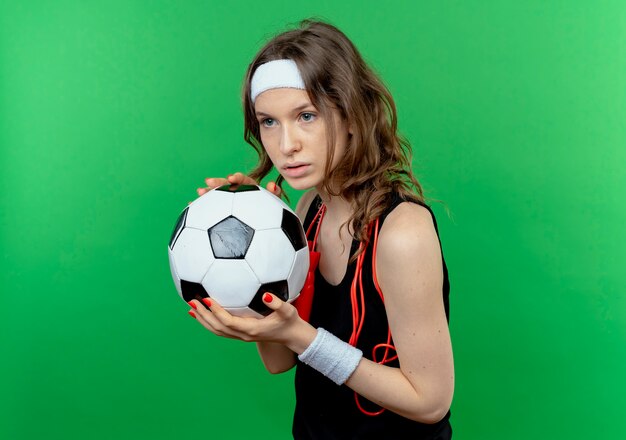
[202,298,212,308]
[188,301,197,310]
[188,310,196,318]
[264,293,273,303]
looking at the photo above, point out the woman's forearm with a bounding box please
[256,341,296,374]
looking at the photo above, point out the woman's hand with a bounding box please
[196,172,282,198]
[187,293,316,354]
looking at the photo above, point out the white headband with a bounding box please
[250,59,306,102]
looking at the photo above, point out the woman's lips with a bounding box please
[282,164,310,178]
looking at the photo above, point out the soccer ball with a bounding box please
[168,184,309,317]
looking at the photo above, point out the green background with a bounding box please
[1,1,624,439]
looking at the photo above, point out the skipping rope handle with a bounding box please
[292,241,320,323]
[295,202,326,323]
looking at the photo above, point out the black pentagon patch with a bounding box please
[281,209,307,251]
[169,207,189,250]
[180,280,210,303]
[215,184,260,193]
[208,216,254,259]
[249,280,289,316]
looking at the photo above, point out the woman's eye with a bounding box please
[301,112,315,122]
[261,118,275,127]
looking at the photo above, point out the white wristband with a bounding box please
[298,328,363,385]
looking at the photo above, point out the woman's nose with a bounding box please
[279,125,301,155]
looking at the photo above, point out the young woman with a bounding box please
[190,19,454,439]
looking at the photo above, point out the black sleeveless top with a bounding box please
[292,194,452,440]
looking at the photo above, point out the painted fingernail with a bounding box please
[187,301,197,310]
[188,310,196,318]
[202,298,212,308]
[264,293,273,303]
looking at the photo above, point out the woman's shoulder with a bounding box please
[375,200,444,308]
[386,199,434,226]
[377,200,440,260]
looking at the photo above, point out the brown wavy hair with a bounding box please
[242,19,429,259]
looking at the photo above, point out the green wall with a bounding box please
[1,1,624,438]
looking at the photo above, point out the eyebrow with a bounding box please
[255,103,315,118]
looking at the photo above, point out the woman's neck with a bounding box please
[317,190,354,229]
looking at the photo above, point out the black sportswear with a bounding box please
[292,194,452,440]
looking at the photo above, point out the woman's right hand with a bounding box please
[196,172,282,198]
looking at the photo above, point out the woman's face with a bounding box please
[254,88,350,192]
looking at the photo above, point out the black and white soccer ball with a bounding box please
[168,184,309,317]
